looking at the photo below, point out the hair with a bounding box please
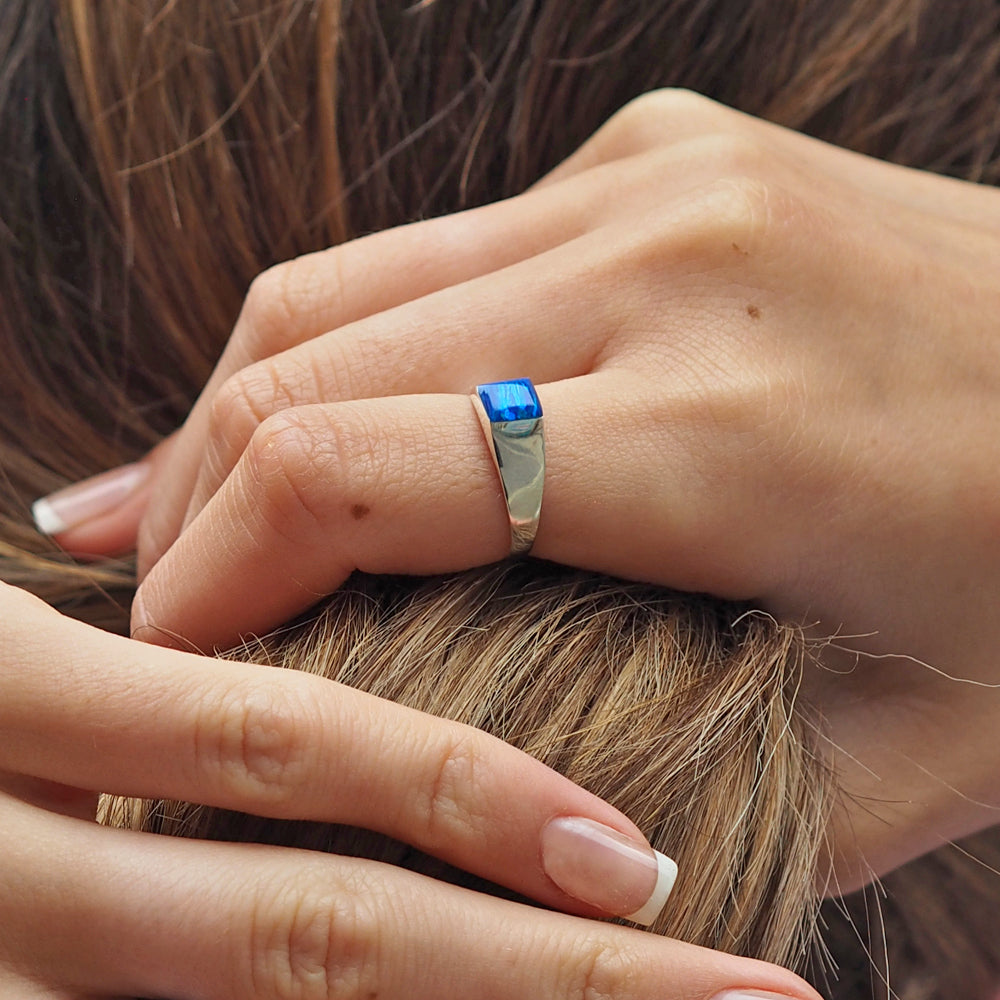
[4,1,1000,997]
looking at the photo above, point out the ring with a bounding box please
[471,378,545,556]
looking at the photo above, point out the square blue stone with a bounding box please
[477,379,542,422]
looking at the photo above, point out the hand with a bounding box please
[3,581,826,999]
[39,90,1000,889]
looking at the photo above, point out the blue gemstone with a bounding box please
[477,379,542,422]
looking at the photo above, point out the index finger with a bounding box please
[0,584,676,925]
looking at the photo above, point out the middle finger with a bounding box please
[180,231,621,531]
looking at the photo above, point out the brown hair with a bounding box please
[112,569,831,970]
[108,568,1000,1000]
[3,1,1000,996]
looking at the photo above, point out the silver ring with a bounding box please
[471,378,545,556]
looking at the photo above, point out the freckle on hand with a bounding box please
[746,304,761,319]
[350,503,371,520]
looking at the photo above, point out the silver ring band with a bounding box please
[471,378,545,556]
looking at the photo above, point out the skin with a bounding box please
[127,91,1000,887]
[23,88,1000,994]
[0,582,818,1000]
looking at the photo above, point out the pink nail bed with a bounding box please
[32,462,150,535]
[540,815,677,925]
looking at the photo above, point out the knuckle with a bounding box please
[248,872,378,1000]
[690,130,770,180]
[242,262,300,356]
[216,365,298,434]
[600,87,724,151]
[646,172,789,269]
[649,364,786,464]
[559,938,640,1000]
[244,405,388,542]
[616,87,711,129]
[420,729,487,848]
[617,164,787,283]
[645,367,796,595]
[694,173,777,255]
[626,86,719,123]
[244,411,331,537]
[714,168,810,247]
[240,251,345,361]
[206,367,291,477]
[703,366,784,435]
[199,678,319,808]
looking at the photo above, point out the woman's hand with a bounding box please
[1,581,820,1000]
[38,90,1000,889]
[125,91,1000,676]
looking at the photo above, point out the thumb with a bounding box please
[32,434,178,558]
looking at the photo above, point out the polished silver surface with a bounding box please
[471,391,545,556]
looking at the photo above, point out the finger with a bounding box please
[180,232,620,529]
[178,147,753,536]
[33,435,179,557]
[3,797,820,1000]
[134,361,763,654]
[137,165,802,650]
[136,392,512,648]
[140,125,774,573]
[0,585,668,920]
[137,175,605,578]
[0,770,98,822]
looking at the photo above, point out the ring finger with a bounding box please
[132,366,767,653]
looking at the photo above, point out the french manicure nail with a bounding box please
[32,463,150,535]
[540,815,677,925]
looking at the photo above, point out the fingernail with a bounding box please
[33,463,150,535]
[130,588,149,633]
[540,816,677,925]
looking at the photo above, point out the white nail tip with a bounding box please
[624,850,678,926]
[32,497,68,536]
